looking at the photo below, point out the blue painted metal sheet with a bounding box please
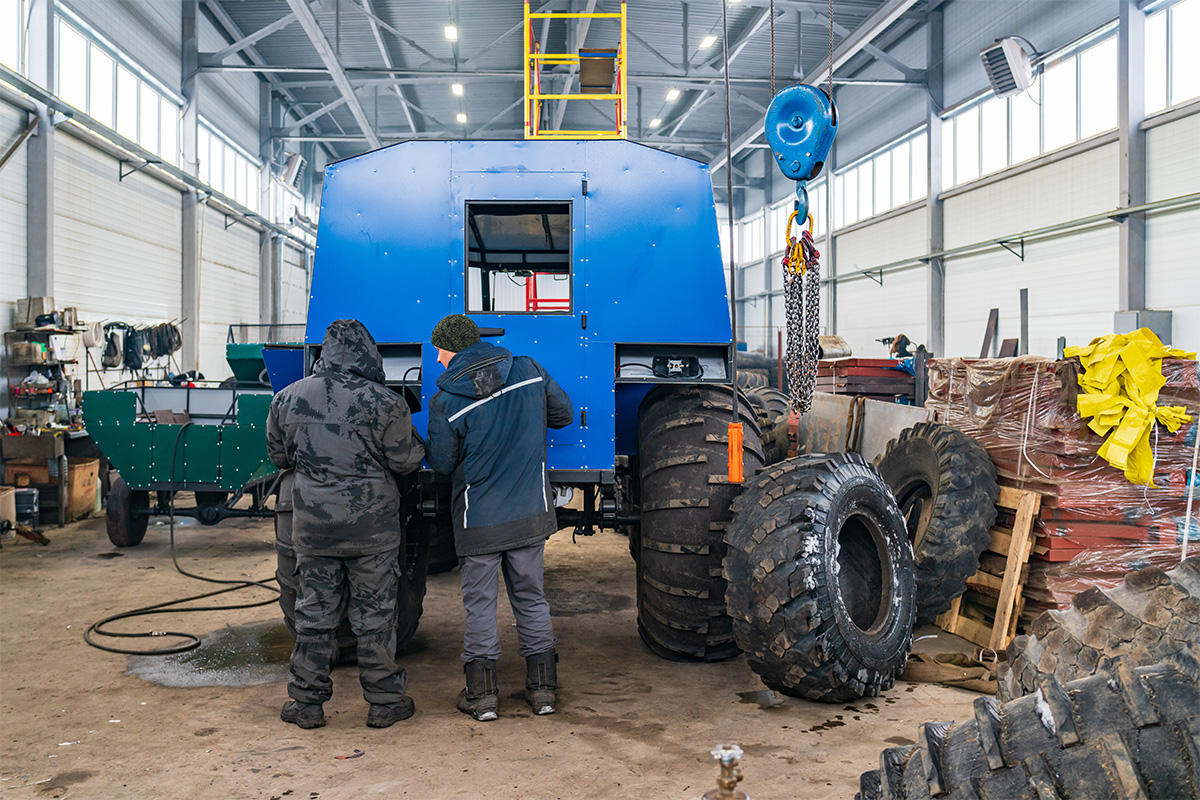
[305,140,731,470]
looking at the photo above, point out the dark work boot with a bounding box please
[281,700,325,729]
[457,659,499,722]
[367,697,415,728]
[525,649,558,715]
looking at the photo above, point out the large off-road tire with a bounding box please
[274,471,428,662]
[856,654,1200,800]
[635,385,765,662]
[875,422,998,625]
[106,475,150,547]
[999,557,1200,702]
[744,386,790,465]
[735,370,768,389]
[724,453,916,702]
[423,480,458,575]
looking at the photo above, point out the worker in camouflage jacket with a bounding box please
[266,318,425,730]
[426,314,574,721]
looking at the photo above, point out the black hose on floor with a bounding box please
[84,423,281,656]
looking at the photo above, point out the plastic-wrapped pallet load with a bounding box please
[925,349,1198,623]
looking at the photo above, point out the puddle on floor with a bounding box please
[127,620,292,688]
[737,689,787,709]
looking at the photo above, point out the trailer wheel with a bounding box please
[724,454,915,702]
[999,556,1200,701]
[874,422,998,625]
[274,471,427,661]
[635,385,764,662]
[856,655,1200,800]
[106,476,150,547]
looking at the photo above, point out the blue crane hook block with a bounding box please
[765,84,838,219]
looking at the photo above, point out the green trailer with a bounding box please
[84,384,279,547]
[224,323,305,386]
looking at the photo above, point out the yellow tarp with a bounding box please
[1063,328,1195,487]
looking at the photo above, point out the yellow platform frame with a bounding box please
[523,2,627,139]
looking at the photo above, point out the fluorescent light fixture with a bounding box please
[699,34,717,49]
[456,112,467,124]
[666,88,680,101]
[451,82,464,96]
[444,24,458,40]
[649,118,662,128]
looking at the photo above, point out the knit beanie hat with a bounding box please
[431,314,481,353]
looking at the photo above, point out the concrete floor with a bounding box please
[1,509,981,799]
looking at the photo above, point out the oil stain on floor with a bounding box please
[127,620,292,688]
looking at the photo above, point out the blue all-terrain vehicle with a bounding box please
[268,138,915,701]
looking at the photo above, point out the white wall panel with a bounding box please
[1146,113,1200,203]
[836,267,927,361]
[54,133,182,371]
[280,244,309,325]
[0,99,29,401]
[835,208,928,274]
[198,213,259,380]
[1146,209,1200,350]
[944,227,1119,359]
[0,99,29,327]
[943,143,1118,249]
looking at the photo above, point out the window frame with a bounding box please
[462,200,575,316]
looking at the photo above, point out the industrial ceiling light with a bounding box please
[649,118,662,128]
[444,23,458,41]
[456,112,467,123]
[699,34,717,49]
[451,82,464,96]
[666,88,680,101]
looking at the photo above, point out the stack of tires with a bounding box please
[856,559,1200,799]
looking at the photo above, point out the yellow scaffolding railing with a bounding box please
[524,2,627,140]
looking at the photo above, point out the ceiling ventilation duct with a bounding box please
[980,37,1034,98]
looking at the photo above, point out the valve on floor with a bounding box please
[702,744,749,800]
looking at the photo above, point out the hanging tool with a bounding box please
[765,1,838,414]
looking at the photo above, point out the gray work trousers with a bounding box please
[460,541,556,663]
[289,548,407,705]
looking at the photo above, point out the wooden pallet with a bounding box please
[935,486,1043,651]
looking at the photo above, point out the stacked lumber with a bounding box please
[817,358,914,402]
[925,356,1198,623]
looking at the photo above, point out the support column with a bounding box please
[925,9,945,357]
[181,0,201,371]
[1117,0,1146,312]
[259,82,277,327]
[25,0,54,298]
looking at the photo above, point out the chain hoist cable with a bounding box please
[720,0,744,483]
[769,0,775,96]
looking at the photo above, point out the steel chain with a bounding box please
[784,229,821,414]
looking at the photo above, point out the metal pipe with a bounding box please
[822,191,1200,285]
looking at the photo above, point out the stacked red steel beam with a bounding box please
[925,356,1198,618]
[817,358,915,403]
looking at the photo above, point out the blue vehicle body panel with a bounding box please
[298,139,731,471]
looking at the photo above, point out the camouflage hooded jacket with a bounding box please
[266,319,425,557]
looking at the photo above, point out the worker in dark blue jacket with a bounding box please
[425,314,573,721]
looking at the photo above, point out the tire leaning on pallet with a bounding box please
[635,384,765,662]
[998,556,1200,702]
[106,475,150,547]
[856,653,1200,800]
[274,470,429,662]
[724,453,916,702]
[743,386,791,466]
[874,422,999,625]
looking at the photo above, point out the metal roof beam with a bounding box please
[359,0,418,133]
[285,0,382,149]
[711,0,923,172]
[284,96,347,134]
[206,12,297,63]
